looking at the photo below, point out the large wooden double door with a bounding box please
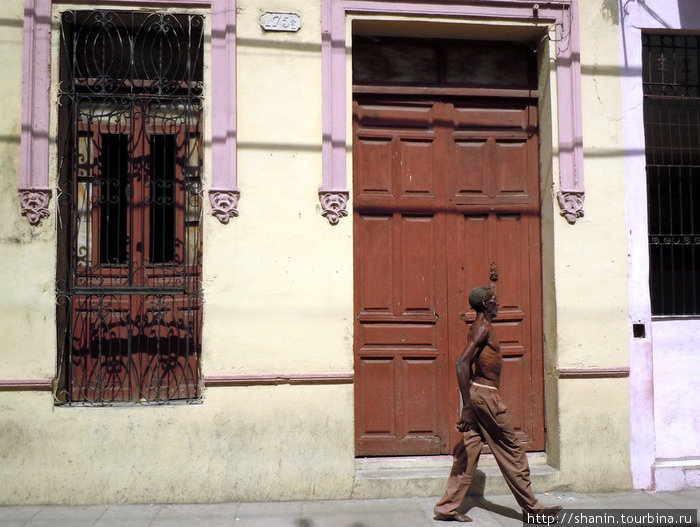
[353,94,544,455]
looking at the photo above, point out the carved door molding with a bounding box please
[320,0,585,225]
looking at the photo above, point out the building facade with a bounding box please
[620,0,700,491]
[0,0,693,505]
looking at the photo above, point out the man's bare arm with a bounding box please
[455,323,488,428]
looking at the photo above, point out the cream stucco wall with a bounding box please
[206,1,353,376]
[552,0,631,489]
[1,386,354,503]
[1,0,633,505]
[554,1,628,371]
[0,0,56,381]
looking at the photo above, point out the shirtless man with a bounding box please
[433,286,563,523]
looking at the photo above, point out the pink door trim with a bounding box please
[320,0,585,224]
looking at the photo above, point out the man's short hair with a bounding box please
[468,286,493,312]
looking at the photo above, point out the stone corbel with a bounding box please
[557,191,585,225]
[18,188,51,226]
[319,190,349,225]
[209,189,240,224]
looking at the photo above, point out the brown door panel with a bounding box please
[354,209,448,455]
[446,212,544,451]
[355,353,444,456]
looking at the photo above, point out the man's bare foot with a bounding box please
[434,511,473,522]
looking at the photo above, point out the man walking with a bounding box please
[434,286,562,523]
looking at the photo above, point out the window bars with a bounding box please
[55,10,204,404]
[643,33,700,316]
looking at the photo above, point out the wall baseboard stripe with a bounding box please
[557,367,630,379]
[0,374,355,391]
[0,379,53,391]
[204,372,354,387]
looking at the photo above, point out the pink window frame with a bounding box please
[19,0,240,225]
[319,0,585,225]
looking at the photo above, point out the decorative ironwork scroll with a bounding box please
[55,10,204,404]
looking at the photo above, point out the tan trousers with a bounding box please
[434,383,543,516]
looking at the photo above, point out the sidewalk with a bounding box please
[1,489,699,527]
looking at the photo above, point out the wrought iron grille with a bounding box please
[55,10,204,404]
[643,33,700,316]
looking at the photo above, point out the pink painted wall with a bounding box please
[652,320,700,460]
[621,0,700,490]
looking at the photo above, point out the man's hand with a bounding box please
[456,405,476,432]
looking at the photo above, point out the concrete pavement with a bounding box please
[1,489,699,526]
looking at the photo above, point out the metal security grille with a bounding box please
[643,33,700,316]
[55,10,204,404]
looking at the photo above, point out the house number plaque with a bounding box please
[260,12,301,32]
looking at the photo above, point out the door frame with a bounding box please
[320,0,585,222]
[321,2,578,458]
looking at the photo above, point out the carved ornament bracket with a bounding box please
[319,190,349,225]
[209,189,240,224]
[557,191,585,225]
[18,188,52,226]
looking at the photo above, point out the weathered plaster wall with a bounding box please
[651,320,700,490]
[553,0,632,490]
[557,379,632,490]
[555,1,628,371]
[652,321,700,460]
[0,386,354,504]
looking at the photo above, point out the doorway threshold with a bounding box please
[352,453,559,499]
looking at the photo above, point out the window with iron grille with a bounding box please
[55,10,204,404]
[642,32,700,316]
